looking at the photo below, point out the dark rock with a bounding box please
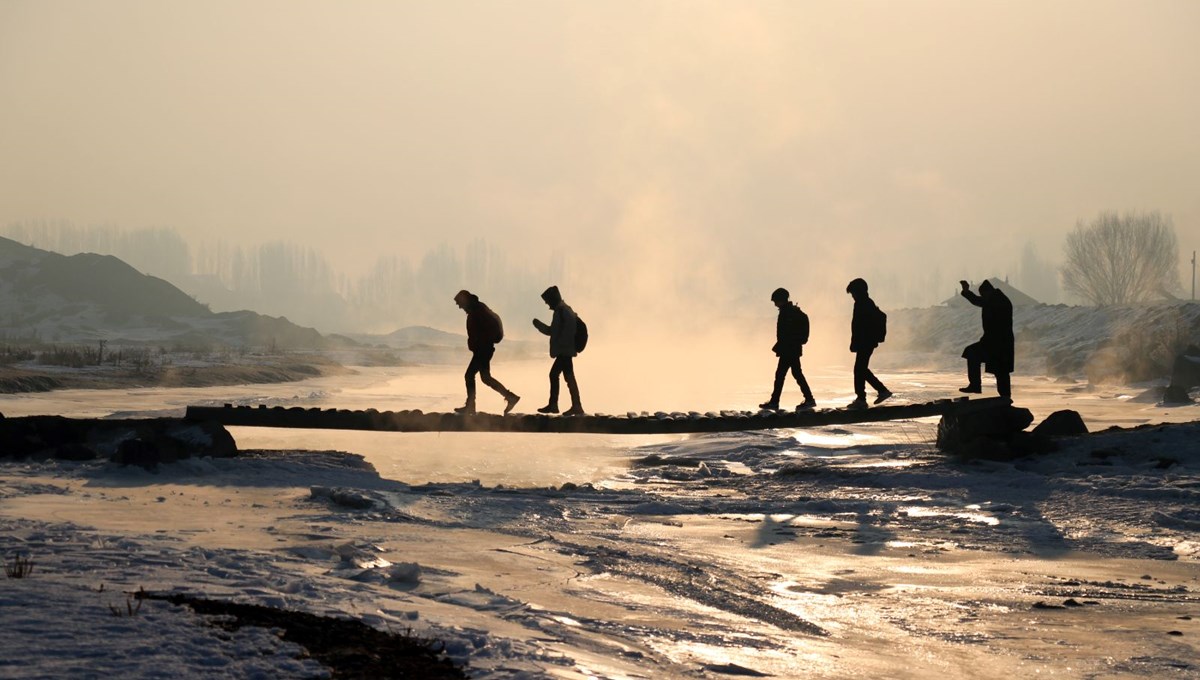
[0,416,83,459]
[1,415,237,464]
[1162,384,1194,404]
[1007,430,1057,456]
[955,436,1015,461]
[53,443,97,461]
[1032,410,1088,437]
[310,486,375,510]
[1169,348,1200,387]
[114,438,161,470]
[145,594,468,679]
[163,421,237,459]
[1129,386,1166,403]
[937,401,1035,459]
[1164,349,1200,403]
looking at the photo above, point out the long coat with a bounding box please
[962,288,1014,374]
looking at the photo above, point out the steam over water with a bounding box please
[0,362,1193,487]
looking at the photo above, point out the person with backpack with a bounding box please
[453,290,520,415]
[958,279,1014,398]
[845,278,893,409]
[760,287,816,411]
[532,285,585,416]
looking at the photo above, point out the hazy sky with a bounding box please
[2,0,1198,312]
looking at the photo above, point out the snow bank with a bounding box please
[889,302,1200,383]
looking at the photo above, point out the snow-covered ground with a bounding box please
[1,364,1198,678]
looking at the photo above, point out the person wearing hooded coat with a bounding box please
[846,278,893,409]
[454,290,520,415]
[958,279,1014,398]
[532,285,584,415]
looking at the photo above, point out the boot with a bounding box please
[504,393,520,415]
[454,400,476,415]
[537,403,559,414]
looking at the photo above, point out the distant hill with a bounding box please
[349,325,463,349]
[348,324,542,363]
[0,236,348,350]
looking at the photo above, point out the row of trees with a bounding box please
[4,213,1188,327]
[3,222,570,332]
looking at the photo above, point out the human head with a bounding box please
[846,278,868,298]
[540,285,562,308]
[770,287,790,306]
[453,289,477,311]
[979,280,995,296]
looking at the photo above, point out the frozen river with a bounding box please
[0,360,1194,487]
[2,361,1198,678]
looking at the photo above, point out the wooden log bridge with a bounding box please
[185,397,1012,435]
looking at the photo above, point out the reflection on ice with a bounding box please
[831,458,923,469]
[900,505,1000,526]
[790,430,880,448]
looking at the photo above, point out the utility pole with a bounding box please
[1192,250,1196,301]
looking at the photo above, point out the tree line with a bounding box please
[3,212,1187,334]
[3,221,567,333]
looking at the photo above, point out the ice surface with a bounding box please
[1,365,1198,677]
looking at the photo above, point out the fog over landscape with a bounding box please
[3,3,1200,678]
[3,1,1197,336]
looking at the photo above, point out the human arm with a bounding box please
[960,282,983,307]
[532,318,550,335]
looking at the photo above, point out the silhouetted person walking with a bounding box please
[532,285,584,416]
[846,278,892,409]
[958,279,1014,398]
[760,287,816,411]
[454,290,520,415]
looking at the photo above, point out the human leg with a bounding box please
[960,342,984,392]
[852,349,890,406]
[762,357,789,408]
[848,351,869,408]
[853,350,870,399]
[562,357,584,415]
[457,353,484,414]
[790,357,815,404]
[995,371,1011,399]
[473,346,519,413]
[539,358,564,413]
[477,347,515,398]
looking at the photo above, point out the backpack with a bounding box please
[574,316,588,353]
[873,305,887,344]
[796,308,810,345]
[481,305,504,344]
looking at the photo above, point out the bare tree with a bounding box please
[1061,211,1180,306]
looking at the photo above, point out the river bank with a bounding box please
[0,353,353,394]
